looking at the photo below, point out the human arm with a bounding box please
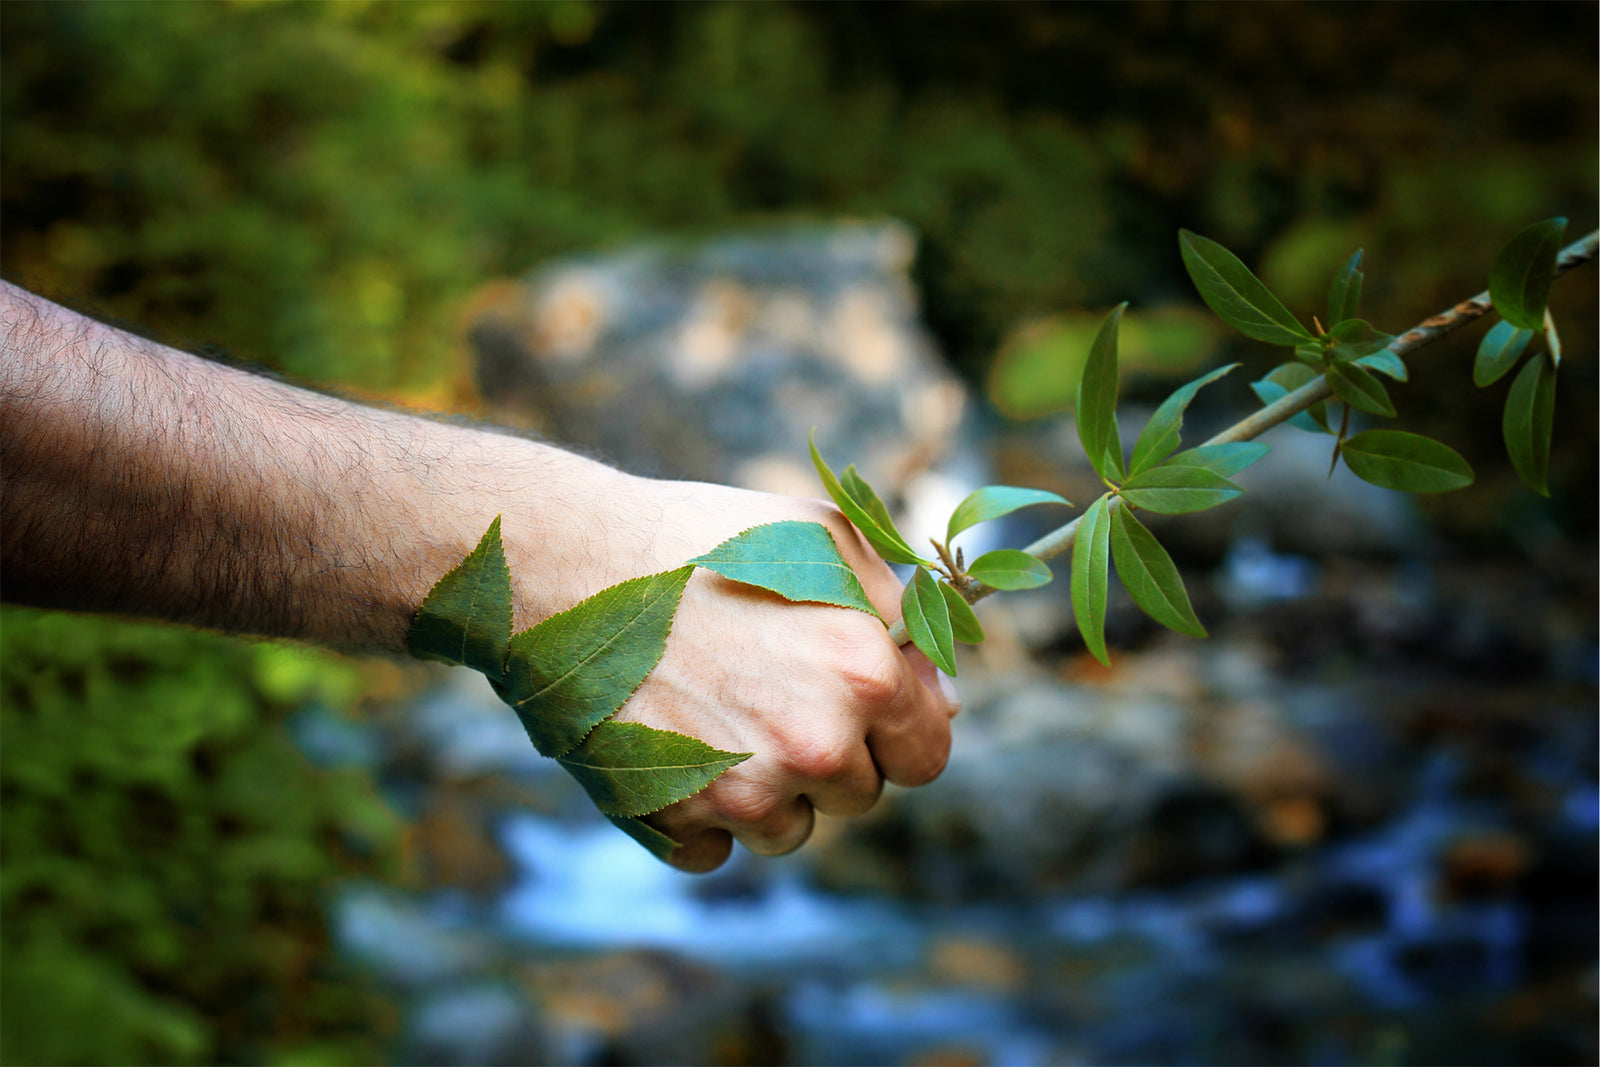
[0,280,957,871]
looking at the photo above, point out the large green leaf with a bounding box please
[1252,362,1331,433]
[1109,506,1206,638]
[501,566,693,758]
[937,582,985,644]
[1160,443,1271,478]
[809,433,927,566]
[408,516,514,680]
[1071,495,1113,667]
[1178,230,1314,347]
[1503,353,1557,496]
[901,567,957,676]
[690,521,879,618]
[1489,217,1567,330]
[1119,466,1244,515]
[1327,249,1365,326]
[1128,364,1239,476]
[1474,320,1535,387]
[559,720,751,818]
[1325,361,1396,417]
[1076,304,1127,483]
[965,549,1053,590]
[945,486,1071,544]
[1339,430,1474,493]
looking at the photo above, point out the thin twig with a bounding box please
[887,228,1598,646]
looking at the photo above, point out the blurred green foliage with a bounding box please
[2,3,1596,1062]
[0,608,402,1065]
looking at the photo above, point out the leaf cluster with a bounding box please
[811,434,1065,676]
[407,516,880,860]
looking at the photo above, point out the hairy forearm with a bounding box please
[0,282,624,652]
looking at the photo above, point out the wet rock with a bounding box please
[467,222,987,531]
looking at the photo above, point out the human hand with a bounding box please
[502,473,960,873]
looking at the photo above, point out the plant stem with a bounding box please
[887,228,1598,646]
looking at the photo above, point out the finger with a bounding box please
[728,794,816,856]
[901,643,962,718]
[864,653,953,787]
[657,825,734,874]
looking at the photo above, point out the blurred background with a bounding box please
[3,2,1595,1064]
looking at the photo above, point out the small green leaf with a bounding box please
[841,466,905,547]
[1327,249,1364,325]
[1293,343,1326,366]
[1503,352,1557,496]
[946,486,1071,544]
[606,816,679,861]
[559,720,752,818]
[1161,443,1271,478]
[1109,506,1206,638]
[1076,303,1128,483]
[1474,320,1535,387]
[809,432,927,566]
[691,521,879,618]
[1129,363,1240,476]
[1327,319,1397,363]
[938,582,985,644]
[901,567,957,676]
[1071,495,1113,667]
[501,567,692,758]
[1178,230,1315,346]
[1119,466,1245,514]
[1339,430,1475,493]
[1325,361,1396,417]
[966,549,1053,591]
[408,516,515,679]
[1354,349,1408,382]
[1489,217,1567,330]
[1252,362,1330,433]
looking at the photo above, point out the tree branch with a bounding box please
[888,228,1598,646]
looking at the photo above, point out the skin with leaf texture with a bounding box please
[0,281,957,872]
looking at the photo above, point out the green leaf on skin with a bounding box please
[1489,217,1567,330]
[1071,495,1113,667]
[1178,230,1315,347]
[966,548,1053,591]
[500,566,692,758]
[1109,506,1206,638]
[559,720,751,818]
[901,567,957,675]
[809,432,927,566]
[690,521,879,619]
[1327,249,1364,326]
[1119,465,1245,515]
[938,582,985,644]
[1252,362,1331,433]
[1076,304,1128,483]
[408,515,513,680]
[1325,360,1396,417]
[1128,363,1240,476]
[1503,352,1557,497]
[1339,430,1474,493]
[1474,320,1535,387]
[946,486,1071,544]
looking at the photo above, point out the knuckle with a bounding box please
[712,783,788,833]
[778,727,855,782]
[839,649,908,711]
[897,718,953,787]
